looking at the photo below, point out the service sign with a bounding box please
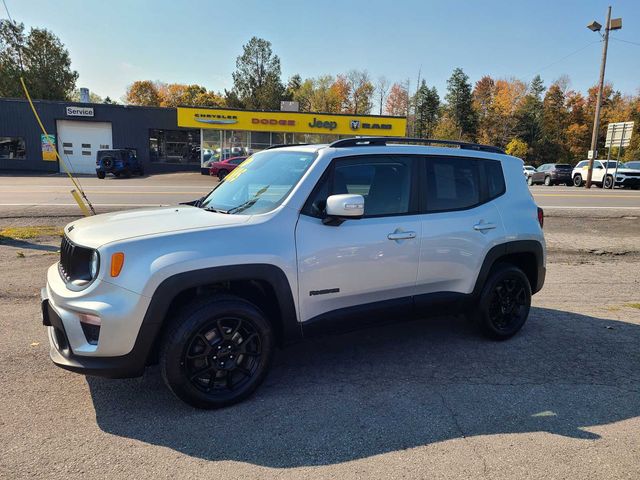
[66,106,94,117]
[177,107,407,137]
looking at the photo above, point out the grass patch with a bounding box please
[625,303,640,310]
[0,226,64,240]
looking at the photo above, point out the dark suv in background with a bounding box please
[528,163,572,186]
[96,149,144,178]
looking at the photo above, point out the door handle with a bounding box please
[473,223,497,232]
[387,231,417,241]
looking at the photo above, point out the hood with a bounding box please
[65,206,251,248]
[616,167,640,174]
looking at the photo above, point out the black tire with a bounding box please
[573,174,583,187]
[544,176,551,186]
[97,171,106,179]
[474,264,532,340]
[160,295,274,409]
[604,175,614,189]
[218,170,228,181]
[527,176,533,186]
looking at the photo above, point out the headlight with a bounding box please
[90,251,99,279]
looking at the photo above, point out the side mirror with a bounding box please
[323,194,364,225]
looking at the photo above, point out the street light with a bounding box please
[584,7,622,188]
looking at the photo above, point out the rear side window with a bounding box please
[426,157,480,212]
[425,157,505,212]
[484,160,506,199]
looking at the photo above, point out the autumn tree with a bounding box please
[0,20,78,100]
[345,70,374,114]
[473,76,496,144]
[445,68,477,140]
[125,80,162,106]
[386,82,409,117]
[231,36,284,110]
[158,83,223,107]
[414,81,440,138]
[506,138,528,158]
[539,81,570,162]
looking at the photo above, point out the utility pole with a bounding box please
[585,6,619,188]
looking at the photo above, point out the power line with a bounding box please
[529,40,601,77]
[611,37,640,47]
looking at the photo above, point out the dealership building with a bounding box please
[0,98,407,174]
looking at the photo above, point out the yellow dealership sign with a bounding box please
[177,107,407,137]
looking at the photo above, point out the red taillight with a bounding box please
[537,207,544,229]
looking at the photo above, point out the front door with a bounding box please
[295,155,421,323]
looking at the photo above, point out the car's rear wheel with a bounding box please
[544,176,551,186]
[573,174,583,187]
[97,171,106,179]
[475,264,531,340]
[527,176,533,186]
[218,170,228,181]
[160,295,274,409]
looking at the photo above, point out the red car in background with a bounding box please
[209,156,247,180]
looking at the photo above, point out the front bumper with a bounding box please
[617,176,640,187]
[43,264,158,378]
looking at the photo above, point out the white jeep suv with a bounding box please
[572,160,640,188]
[42,138,546,408]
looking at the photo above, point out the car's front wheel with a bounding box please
[475,264,532,340]
[97,171,106,179]
[527,176,533,186]
[160,295,274,409]
[218,170,228,181]
[544,176,551,186]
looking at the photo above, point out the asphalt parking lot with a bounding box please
[1,173,639,479]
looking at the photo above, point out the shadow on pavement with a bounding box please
[88,307,640,467]
[0,237,59,252]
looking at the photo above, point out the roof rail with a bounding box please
[329,137,505,154]
[264,143,310,150]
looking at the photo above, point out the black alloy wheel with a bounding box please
[604,175,614,189]
[183,317,262,393]
[475,264,531,340]
[160,295,274,409]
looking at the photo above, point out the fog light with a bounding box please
[79,313,101,345]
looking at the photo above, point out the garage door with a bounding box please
[57,120,113,174]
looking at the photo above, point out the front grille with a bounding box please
[59,235,94,285]
[59,235,75,282]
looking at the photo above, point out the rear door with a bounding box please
[415,156,506,302]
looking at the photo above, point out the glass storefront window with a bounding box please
[251,131,271,153]
[149,129,200,164]
[0,136,26,159]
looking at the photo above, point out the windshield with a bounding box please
[200,149,316,215]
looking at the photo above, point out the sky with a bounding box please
[3,0,640,102]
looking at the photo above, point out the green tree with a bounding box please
[539,82,570,163]
[0,20,78,100]
[505,138,528,158]
[231,36,284,110]
[515,75,545,153]
[414,81,440,138]
[445,67,477,140]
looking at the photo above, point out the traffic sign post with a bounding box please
[603,121,634,189]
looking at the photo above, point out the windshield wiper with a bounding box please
[226,198,258,215]
[203,206,229,214]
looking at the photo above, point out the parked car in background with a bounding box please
[209,156,247,180]
[572,160,640,188]
[623,161,640,170]
[528,163,572,186]
[96,149,144,178]
[523,165,536,179]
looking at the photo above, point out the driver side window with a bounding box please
[303,155,415,218]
